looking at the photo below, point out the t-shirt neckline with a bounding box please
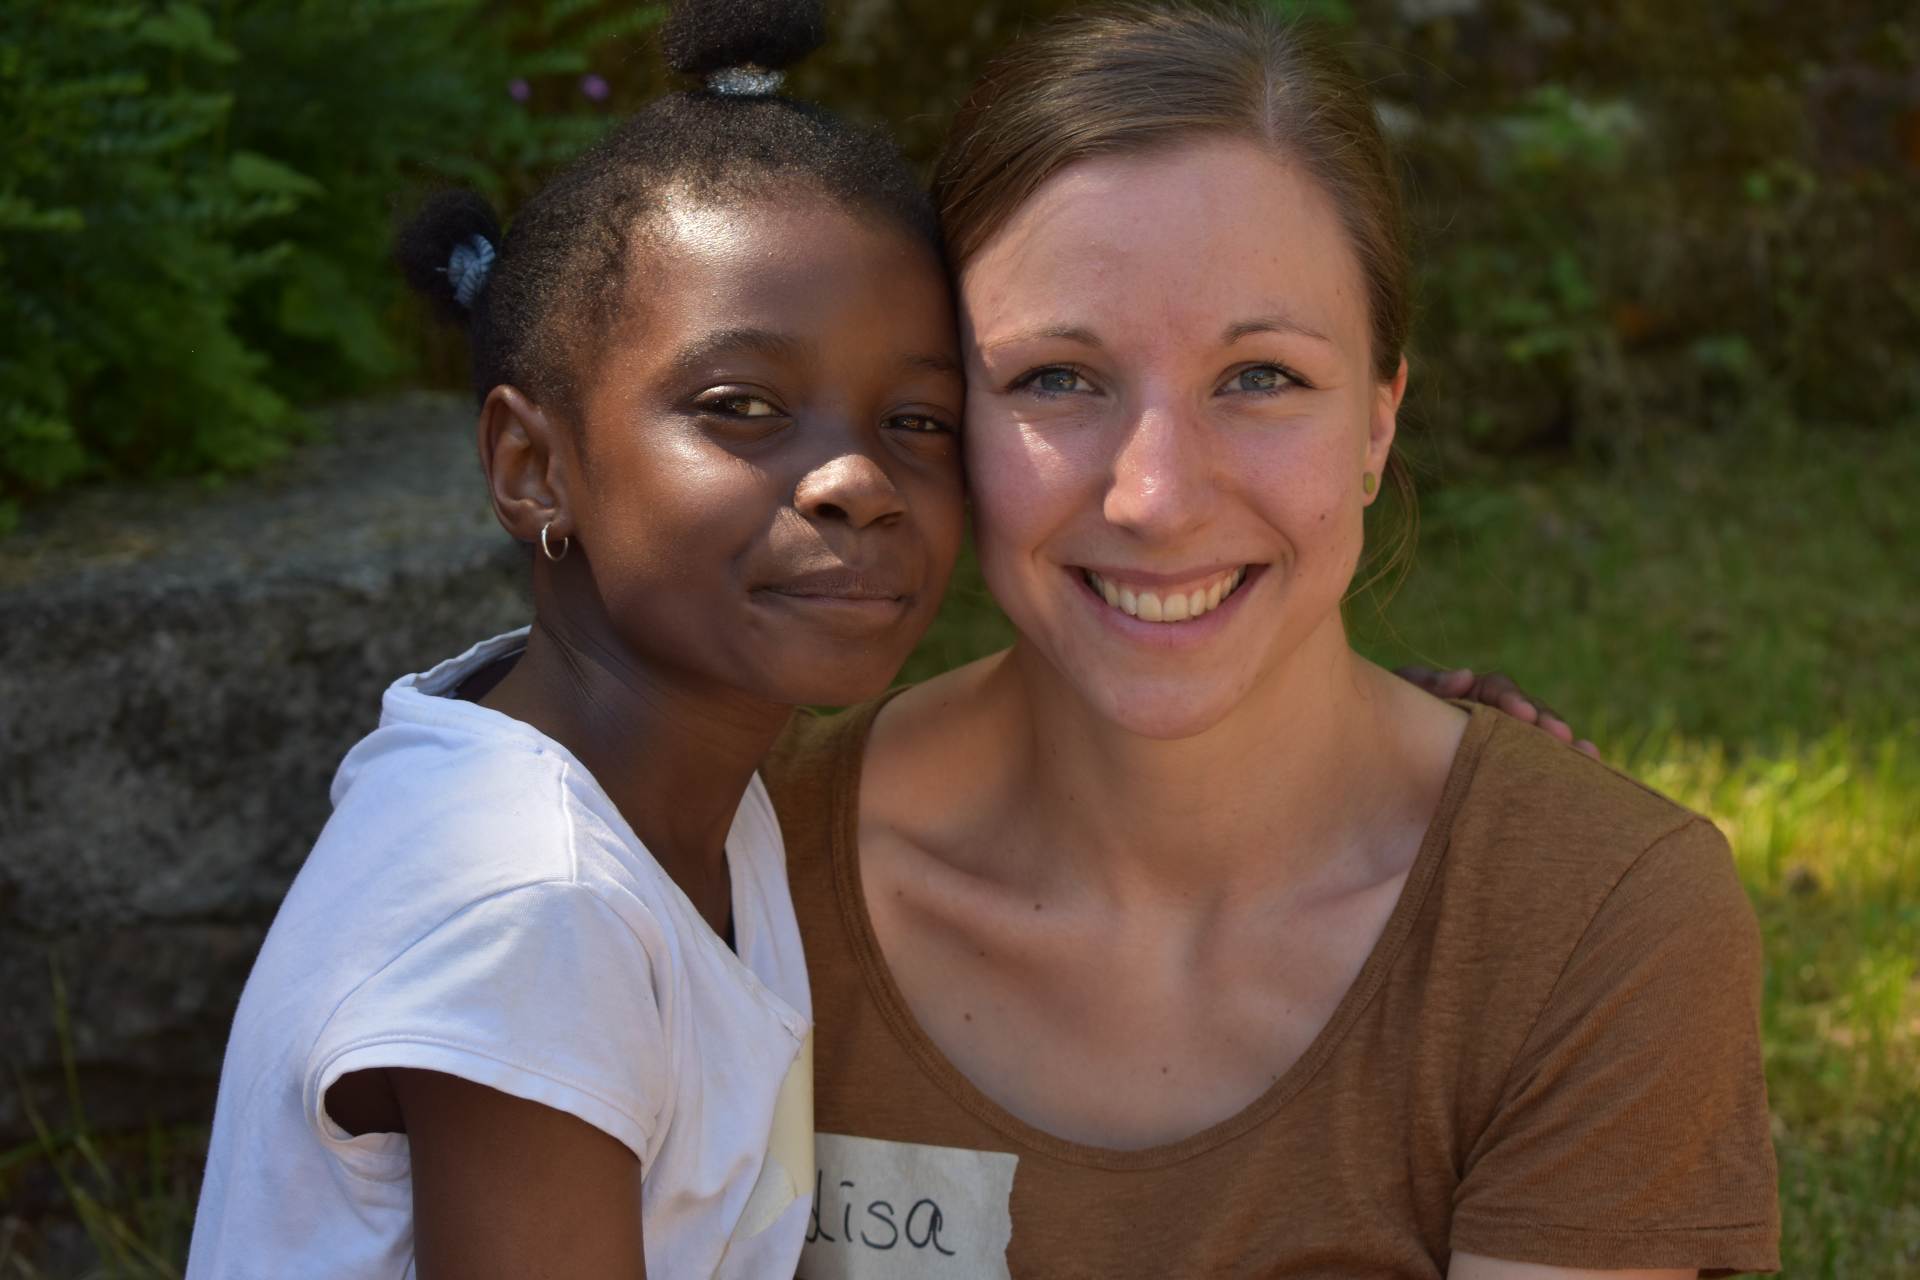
[827,693,1501,1171]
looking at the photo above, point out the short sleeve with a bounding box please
[1451,819,1780,1277]
[305,880,672,1166]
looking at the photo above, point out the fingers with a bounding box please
[1395,665,1476,698]
[1534,710,1575,745]
[1398,667,1595,758]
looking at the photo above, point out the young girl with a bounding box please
[185,2,964,1276]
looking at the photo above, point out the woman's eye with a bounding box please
[1234,366,1289,393]
[706,394,781,417]
[1023,367,1093,395]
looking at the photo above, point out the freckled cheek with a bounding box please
[1230,453,1364,562]
[965,417,1101,566]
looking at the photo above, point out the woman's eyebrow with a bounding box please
[1222,314,1333,345]
[981,324,1102,353]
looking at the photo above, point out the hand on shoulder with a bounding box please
[1396,665,1600,759]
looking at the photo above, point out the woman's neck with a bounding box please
[880,614,1464,909]
[480,611,794,937]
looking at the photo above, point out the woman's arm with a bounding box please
[1451,1254,1693,1280]
[330,1067,647,1280]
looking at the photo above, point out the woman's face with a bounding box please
[960,135,1404,739]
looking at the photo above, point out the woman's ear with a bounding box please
[478,385,574,545]
[1364,355,1408,504]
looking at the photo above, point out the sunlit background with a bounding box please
[2,0,1917,1274]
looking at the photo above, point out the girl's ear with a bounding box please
[479,385,575,546]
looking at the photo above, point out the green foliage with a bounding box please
[0,0,658,503]
[1338,0,1920,455]
[0,2,296,499]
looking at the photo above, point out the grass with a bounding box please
[2,957,201,1279]
[6,424,1914,1276]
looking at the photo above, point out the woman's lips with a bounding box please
[1080,565,1248,623]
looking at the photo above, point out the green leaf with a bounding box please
[135,1,240,64]
[227,150,324,199]
[0,194,85,232]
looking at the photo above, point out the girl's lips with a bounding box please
[760,568,910,601]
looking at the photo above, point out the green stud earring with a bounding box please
[1363,472,1377,495]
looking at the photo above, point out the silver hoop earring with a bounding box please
[540,521,570,562]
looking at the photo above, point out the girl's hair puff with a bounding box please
[395,0,937,415]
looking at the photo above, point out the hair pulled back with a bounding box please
[395,0,936,413]
[935,3,1417,594]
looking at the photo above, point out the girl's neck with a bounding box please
[481,614,794,938]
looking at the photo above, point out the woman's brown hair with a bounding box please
[934,3,1418,599]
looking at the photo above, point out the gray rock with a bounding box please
[0,394,531,1143]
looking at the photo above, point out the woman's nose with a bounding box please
[1102,401,1215,540]
[794,452,908,529]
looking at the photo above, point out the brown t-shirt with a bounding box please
[762,700,1780,1279]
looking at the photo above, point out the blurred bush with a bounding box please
[0,0,656,522]
[2,0,1915,518]
[1334,0,1920,457]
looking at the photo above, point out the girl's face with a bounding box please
[959,136,1404,740]
[526,195,966,708]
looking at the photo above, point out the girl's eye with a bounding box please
[705,394,781,418]
[886,414,952,434]
[1020,367,1094,395]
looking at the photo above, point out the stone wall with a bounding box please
[0,395,531,1143]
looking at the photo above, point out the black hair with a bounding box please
[395,0,938,413]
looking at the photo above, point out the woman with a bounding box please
[766,7,1777,1278]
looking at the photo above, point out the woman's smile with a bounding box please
[1079,564,1250,624]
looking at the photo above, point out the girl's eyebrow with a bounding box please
[668,327,812,375]
[903,352,964,378]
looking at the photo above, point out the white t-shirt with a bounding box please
[188,629,815,1280]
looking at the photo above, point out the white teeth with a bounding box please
[1087,566,1248,624]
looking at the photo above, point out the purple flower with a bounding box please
[507,78,531,102]
[579,73,610,101]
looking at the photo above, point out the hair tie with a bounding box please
[440,234,496,309]
[707,66,785,96]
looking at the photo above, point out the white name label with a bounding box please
[798,1133,1018,1280]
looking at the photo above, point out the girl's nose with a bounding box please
[794,452,908,529]
[1102,401,1215,541]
